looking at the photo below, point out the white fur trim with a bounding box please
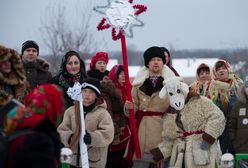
[132,65,176,86]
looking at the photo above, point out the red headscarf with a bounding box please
[89,52,109,70]
[109,64,129,102]
[5,84,64,134]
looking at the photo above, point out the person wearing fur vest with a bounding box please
[150,77,225,168]
[21,40,52,90]
[124,46,176,168]
[57,78,114,168]
[228,79,248,153]
[0,45,26,109]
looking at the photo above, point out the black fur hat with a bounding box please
[143,46,165,67]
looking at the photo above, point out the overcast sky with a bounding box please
[1,0,248,55]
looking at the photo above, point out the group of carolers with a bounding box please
[1,41,247,168]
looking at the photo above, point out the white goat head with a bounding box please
[159,77,189,111]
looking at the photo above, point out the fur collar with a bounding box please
[0,47,26,85]
[36,57,50,70]
[139,77,164,96]
[132,65,176,86]
[23,57,50,71]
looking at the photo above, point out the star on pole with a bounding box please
[93,0,147,40]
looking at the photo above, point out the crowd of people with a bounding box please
[0,40,247,168]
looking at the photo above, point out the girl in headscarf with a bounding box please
[190,63,213,99]
[51,51,87,108]
[107,64,131,168]
[4,84,64,168]
[210,59,243,154]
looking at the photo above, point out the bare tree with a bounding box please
[40,1,106,74]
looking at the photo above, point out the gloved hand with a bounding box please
[150,148,164,163]
[200,140,210,150]
[141,152,154,162]
[83,131,91,145]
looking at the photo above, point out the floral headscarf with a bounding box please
[210,59,243,104]
[57,51,87,88]
[108,64,129,101]
[190,63,213,98]
[5,84,64,134]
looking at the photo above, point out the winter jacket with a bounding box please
[210,59,243,153]
[158,93,225,168]
[87,69,126,149]
[0,45,26,107]
[23,57,52,89]
[129,65,175,160]
[210,79,242,153]
[229,86,248,153]
[57,98,114,168]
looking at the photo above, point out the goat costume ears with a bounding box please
[159,77,189,99]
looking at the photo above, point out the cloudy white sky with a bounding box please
[0,0,248,55]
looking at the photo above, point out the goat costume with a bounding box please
[151,77,225,168]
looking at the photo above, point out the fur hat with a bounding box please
[90,52,109,70]
[82,78,101,97]
[144,46,166,67]
[21,40,39,55]
[0,45,12,63]
[0,45,26,85]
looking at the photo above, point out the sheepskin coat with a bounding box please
[57,98,114,168]
[0,45,26,106]
[101,79,127,150]
[158,94,225,168]
[23,57,52,89]
[229,86,248,153]
[130,65,175,159]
